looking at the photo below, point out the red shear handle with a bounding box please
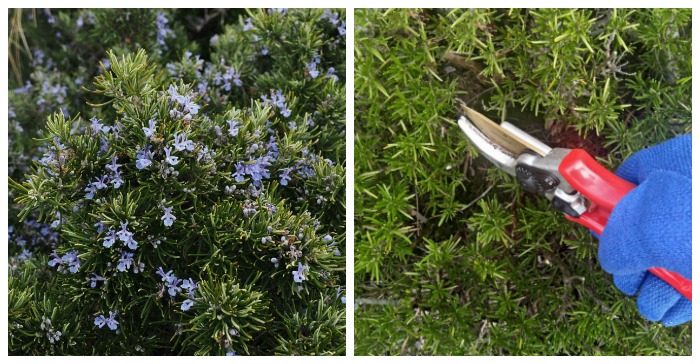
[559,149,692,301]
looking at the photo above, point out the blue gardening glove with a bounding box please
[598,135,691,327]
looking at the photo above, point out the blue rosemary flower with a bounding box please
[182,96,200,115]
[181,278,198,295]
[161,206,176,227]
[173,133,195,152]
[156,267,175,282]
[117,222,138,250]
[164,146,179,166]
[135,146,154,170]
[143,118,157,138]
[48,251,81,274]
[89,273,105,288]
[327,67,339,82]
[92,175,108,190]
[105,156,121,173]
[155,11,174,53]
[226,119,240,137]
[243,17,254,31]
[279,168,292,186]
[103,229,117,248]
[181,299,194,311]
[89,117,110,135]
[84,184,96,199]
[292,262,309,283]
[167,277,183,296]
[48,252,63,268]
[94,311,119,331]
[109,170,124,189]
[117,251,134,272]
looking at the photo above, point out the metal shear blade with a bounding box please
[458,105,551,168]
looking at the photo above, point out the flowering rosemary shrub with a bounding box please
[355,8,689,355]
[9,8,345,356]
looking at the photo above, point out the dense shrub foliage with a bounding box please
[8,8,346,355]
[354,8,690,355]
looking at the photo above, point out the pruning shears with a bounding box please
[457,104,692,301]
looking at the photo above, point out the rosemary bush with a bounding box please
[354,8,690,355]
[8,8,346,355]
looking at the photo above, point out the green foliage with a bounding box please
[9,8,345,356]
[355,8,691,355]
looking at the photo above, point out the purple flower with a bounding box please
[124,235,138,250]
[143,119,157,138]
[226,119,240,137]
[174,133,195,152]
[156,267,175,283]
[117,251,134,272]
[161,206,176,227]
[48,252,63,267]
[106,156,121,173]
[17,250,32,261]
[182,97,200,115]
[243,17,254,31]
[326,67,338,82]
[323,234,333,243]
[279,168,292,186]
[271,257,279,268]
[117,222,138,250]
[92,175,108,190]
[136,146,153,170]
[306,60,319,79]
[213,72,223,86]
[232,157,272,186]
[156,11,174,53]
[167,84,182,103]
[90,117,110,135]
[103,229,117,248]
[281,107,291,118]
[84,184,96,199]
[94,311,119,331]
[99,137,109,154]
[181,278,198,296]
[164,147,179,166]
[89,273,105,288]
[261,45,269,55]
[232,162,246,182]
[109,171,124,189]
[292,262,308,283]
[50,212,62,228]
[338,21,346,36]
[325,10,340,26]
[117,222,131,240]
[181,299,194,311]
[60,251,81,273]
[167,278,183,296]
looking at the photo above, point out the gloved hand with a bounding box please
[598,134,691,327]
